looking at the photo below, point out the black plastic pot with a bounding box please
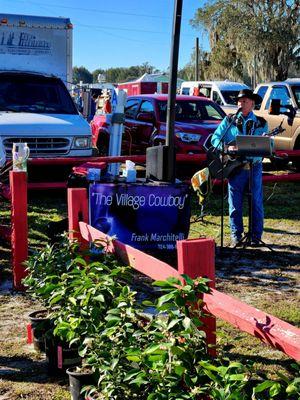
[45,335,81,376]
[28,310,53,352]
[67,367,94,400]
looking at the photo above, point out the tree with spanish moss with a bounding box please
[190,0,300,83]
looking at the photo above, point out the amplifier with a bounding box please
[146,145,175,182]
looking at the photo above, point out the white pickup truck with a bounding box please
[254,79,300,169]
[0,13,92,163]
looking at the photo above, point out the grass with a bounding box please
[190,180,300,380]
[0,180,299,398]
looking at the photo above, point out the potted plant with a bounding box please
[27,309,53,352]
[66,365,95,400]
[23,234,82,358]
[82,275,254,399]
[48,249,135,377]
[24,234,135,377]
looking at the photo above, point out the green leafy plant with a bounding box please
[51,258,134,347]
[23,236,299,399]
[23,234,81,309]
[252,362,300,399]
[83,275,254,399]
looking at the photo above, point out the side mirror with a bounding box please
[136,112,155,123]
[283,105,296,126]
[269,99,296,125]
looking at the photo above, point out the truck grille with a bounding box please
[3,137,71,157]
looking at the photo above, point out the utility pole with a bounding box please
[253,54,257,89]
[166,0,183,183]
[195,37,199,81]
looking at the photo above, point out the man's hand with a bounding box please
[227,145,237,153]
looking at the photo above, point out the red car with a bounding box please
[90,94,225,155]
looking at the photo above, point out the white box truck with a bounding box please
[0,13,92,162]
[180,80,249,114]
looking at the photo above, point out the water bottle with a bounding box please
[12,142,30,172]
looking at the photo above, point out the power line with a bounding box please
[76,22,173,36]
[5,0,195,37]
[12,0,194,37]
[76,25,167,44]
[24,0,186,21]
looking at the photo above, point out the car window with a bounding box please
[140,100,154,113]
[256,86,268,102]
[220,90,240,105]
[291,85,300,108]
[200,87,211,98]
[265,86,291,110]
[212,91,223,105]
[181,87,190,95]
[125,99,140,119]
[205,104,224,120]
[254,86,268,109]
[157,100,225,122]
[0,74,77,114]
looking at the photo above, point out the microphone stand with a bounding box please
[210,109,241,253]
[220,139,225,251]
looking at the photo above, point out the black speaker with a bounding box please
[146,145,175,182]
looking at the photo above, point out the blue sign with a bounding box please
[111,89,118,112]
[89,183,191,251]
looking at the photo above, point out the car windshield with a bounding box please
[0,74,77,114]
[220,90,240,105]
[291,85,300,108]
[157,100,225,122]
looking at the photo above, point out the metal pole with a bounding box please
[221,142,224,250]
[195,37,199,81]
[107,89,127,177]
[253,54,257,89]
[166,0,183,183]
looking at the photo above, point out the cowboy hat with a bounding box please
[237,89,262,105]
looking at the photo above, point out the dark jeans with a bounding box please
[228,163,263,240]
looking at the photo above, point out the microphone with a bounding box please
[233,107,242,121]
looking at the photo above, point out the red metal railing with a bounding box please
[5,173,300,360]
[68,187,300,361]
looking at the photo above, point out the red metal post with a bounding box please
[177,238,216,354]
[10,171,28,290]
[67,188,89,245]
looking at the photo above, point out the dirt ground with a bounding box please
[0,181,299,399]
[0,245,298,398]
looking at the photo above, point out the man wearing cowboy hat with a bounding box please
[210,88,268,247]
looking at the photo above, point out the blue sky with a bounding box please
[1,0,209,72]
